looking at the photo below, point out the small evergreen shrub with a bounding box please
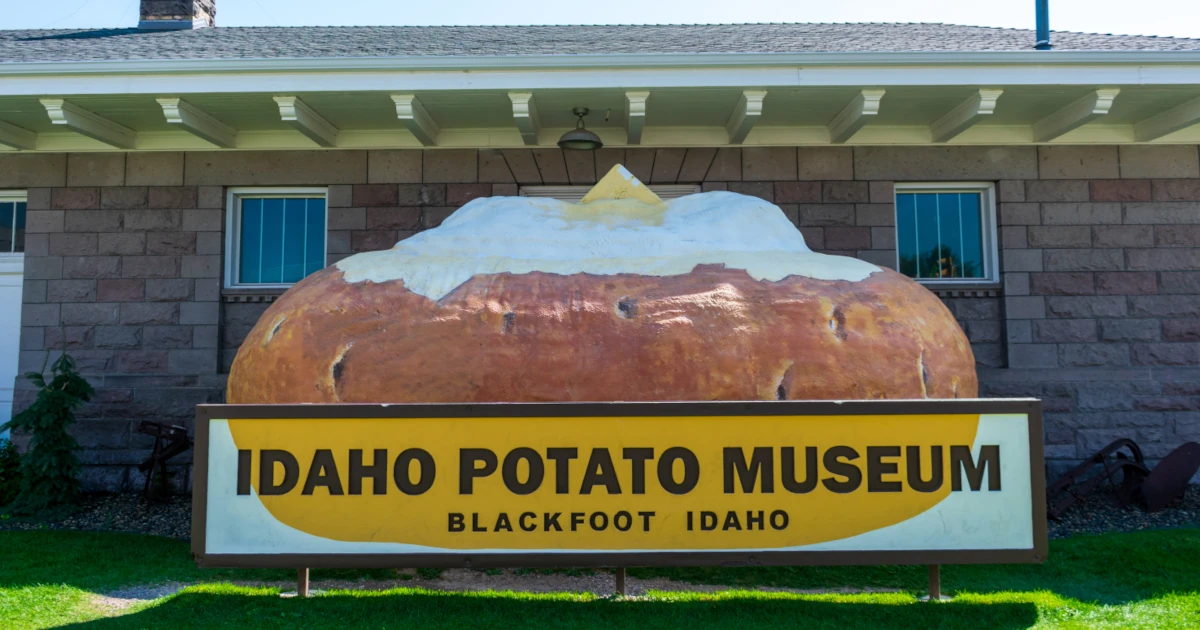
[0,438,20,506]
[1,354,94,515]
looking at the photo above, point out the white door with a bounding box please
[0,255,23,439]
[0,192,25,439]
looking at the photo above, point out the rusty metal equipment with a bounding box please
[137,421,193,501]
[1144,442,1200,512]
[1046,439,1149,520]
[1047,438,1200,519]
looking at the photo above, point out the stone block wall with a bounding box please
[976,144,1200,477]
[3,144,1198,490]
[8,152,225,491]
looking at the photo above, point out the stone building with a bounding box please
[1,4,1198,490]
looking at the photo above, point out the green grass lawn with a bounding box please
[1,528,1198,629]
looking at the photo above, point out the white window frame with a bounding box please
[520,184,701,202]
[0,190,26,261]
[224,187,329,290]
[893,182,1000,286]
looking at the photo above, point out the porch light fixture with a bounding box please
[557,107,603,151]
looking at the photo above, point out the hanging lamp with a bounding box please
[557,107,603,151]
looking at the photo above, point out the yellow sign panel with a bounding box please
[194,401,1046,567]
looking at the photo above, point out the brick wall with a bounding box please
[3,144,1198,490]
[977,145,1200,477]
[10,152,225,490]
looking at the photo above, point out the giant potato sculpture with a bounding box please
[228,166,976,403]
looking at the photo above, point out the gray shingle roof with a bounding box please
[2,23,1198,64]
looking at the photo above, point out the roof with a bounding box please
[2,23,1199,64]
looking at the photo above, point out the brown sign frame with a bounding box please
[192,399,1046,569]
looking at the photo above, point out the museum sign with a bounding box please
[192,400,1046,568]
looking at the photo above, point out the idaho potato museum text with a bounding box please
[237,444,1003,498]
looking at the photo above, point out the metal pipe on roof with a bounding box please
[1035,0,1052,50]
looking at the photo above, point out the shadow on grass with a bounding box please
[633,528,1200,606]
[62,589,1040,630]
[4,527,1198,627]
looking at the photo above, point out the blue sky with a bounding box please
[2,0,1198,39]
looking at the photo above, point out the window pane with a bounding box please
[239,198,263,284]
[259,198,285,284]
[13,202,25,253]
[914,193,940,278]
[896,194,917,277]
[304,198,326,276]
[0,203,13,253]
[937,193,963,278]
[895,191,987,281]
[958,193,985,278]
[238,196,326,285]
[281,198,308,283]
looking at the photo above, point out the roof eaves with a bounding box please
[4,49,1200,76]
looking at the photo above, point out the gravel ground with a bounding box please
[2,485,1197,542]
[1048,484,1199,539]
[89,571,900,611]
[0,493,191,540]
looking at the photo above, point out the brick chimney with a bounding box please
[139,1,216,30]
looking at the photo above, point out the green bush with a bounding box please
[0,438,20,506]
[1,354,94,515]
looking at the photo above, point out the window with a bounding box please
[520,185,701,202]
[225,188,327,289]
[894,183,998,285]
[0,191,26,254]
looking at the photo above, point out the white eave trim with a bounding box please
[3,49,1200,76]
